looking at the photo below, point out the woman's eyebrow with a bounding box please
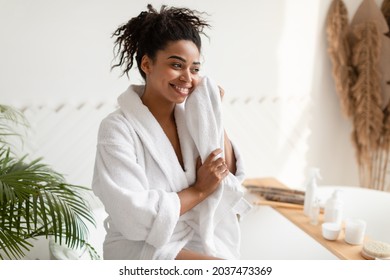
[168,55,201,65]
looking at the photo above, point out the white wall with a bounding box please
[2,0,384,190]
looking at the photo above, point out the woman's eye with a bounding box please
[172,63,181,69]
[191,68,200,74]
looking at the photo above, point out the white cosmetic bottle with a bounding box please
[310,198,321,225]
[323,190,343,225]
[303,168,321,217]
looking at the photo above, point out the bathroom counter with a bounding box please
[242,177,378,260]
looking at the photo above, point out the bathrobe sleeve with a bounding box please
[92,113,181,253]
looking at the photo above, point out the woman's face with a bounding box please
[141,40,201,104]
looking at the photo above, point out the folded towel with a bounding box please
[185,76,251,259]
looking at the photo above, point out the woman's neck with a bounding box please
[141,89,175,124]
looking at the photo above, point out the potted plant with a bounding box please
[0,104,99,259]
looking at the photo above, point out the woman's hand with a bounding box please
[192,148,229,196]
[177,148,228,215]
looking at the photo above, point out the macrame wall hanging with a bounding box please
[326,0,390,191]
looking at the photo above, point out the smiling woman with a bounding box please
[140,40,201,107]
[91,4,248,260]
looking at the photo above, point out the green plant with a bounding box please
[0,105,99,259]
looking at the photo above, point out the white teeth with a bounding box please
[173,85,190,94]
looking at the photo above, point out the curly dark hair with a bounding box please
[111,4,210,78]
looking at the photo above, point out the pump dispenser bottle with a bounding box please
[323,190,343,225]
[303,168,321,217]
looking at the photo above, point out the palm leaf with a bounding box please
[0,228,33,259]
[0,105,28,148]
[350,21,384,188]
[326,0,355,117]
[0,146,99,259]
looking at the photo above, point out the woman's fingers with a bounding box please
[202,149,229,175]
[216,162,228,172]
[192,149,230,196]
[213,157,225,167]
[203,148,223,165]
[219,164,229,177]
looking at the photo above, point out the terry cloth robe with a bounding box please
[92,83,248,260]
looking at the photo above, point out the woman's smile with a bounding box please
[170,83,192,96]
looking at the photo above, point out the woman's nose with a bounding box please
[180,69,192,82]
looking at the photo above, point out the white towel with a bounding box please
[185,76,252,259]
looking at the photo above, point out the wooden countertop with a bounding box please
[243,177,367,260]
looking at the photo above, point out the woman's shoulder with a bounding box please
[97,109,136,145]
[101,108,126,124]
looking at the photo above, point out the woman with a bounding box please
[92,4,247,260]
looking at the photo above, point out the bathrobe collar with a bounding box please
[117,85,196,192]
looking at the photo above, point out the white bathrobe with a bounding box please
[92,81,249,260]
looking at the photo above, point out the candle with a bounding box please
[344,219,366,245]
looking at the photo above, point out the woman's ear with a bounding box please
[140,55,152,75]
